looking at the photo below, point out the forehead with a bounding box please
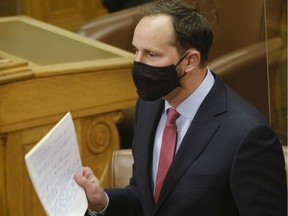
[132,15,175,51]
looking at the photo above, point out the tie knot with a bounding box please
[166,108,180,125]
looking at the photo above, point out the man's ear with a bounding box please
[184,50,201,72]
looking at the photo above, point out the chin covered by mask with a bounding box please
[131,53,188,101]
[131,62,182,101]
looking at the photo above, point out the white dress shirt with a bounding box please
[152,69,215,192]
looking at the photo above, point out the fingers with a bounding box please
[74,166,107,211]
[74,167,96,188]
[82,166,93,178]
[74,166,102,192]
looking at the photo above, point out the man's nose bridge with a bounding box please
[134,51,144,62]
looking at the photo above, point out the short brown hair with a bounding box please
[142,0,213,67]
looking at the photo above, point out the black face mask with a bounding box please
[132,53,188,101]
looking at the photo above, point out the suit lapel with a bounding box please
[154,75,227,212]
[134,99,164,210]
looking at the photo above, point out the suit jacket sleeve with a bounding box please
[230,125,287,215]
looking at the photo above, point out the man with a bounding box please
[75,0,287,215]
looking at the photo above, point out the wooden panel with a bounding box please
[0,135,7,216]
[0,0,108,30]
[0,16,137,215]
[0,16,137,133]
[6,113,121,216]
[25,0,108,30]
[74,113,122,185]
[0,66,136,133]
[0,0,18,16]
[6,126,48,216]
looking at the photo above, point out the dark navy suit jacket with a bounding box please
[105,74,287,216]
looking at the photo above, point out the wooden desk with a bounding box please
[0,16,137,216]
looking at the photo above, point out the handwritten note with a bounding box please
[25,112,88,216]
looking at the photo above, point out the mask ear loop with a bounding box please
[175,51,190,67]
[176,51,190,79]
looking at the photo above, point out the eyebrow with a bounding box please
[131,45,157,54]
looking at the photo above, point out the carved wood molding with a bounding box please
[75,111,123,187]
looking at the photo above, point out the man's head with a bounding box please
[131,0,214,104]
[141,0,213,67]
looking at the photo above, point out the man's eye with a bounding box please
[148,52,156,57]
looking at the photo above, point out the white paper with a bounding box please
[25,112,88,216]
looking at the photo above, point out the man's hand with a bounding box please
[74,166,108,212]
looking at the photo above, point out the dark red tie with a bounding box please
[154,108,180,204]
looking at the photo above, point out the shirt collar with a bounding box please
[165,69,215,120]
